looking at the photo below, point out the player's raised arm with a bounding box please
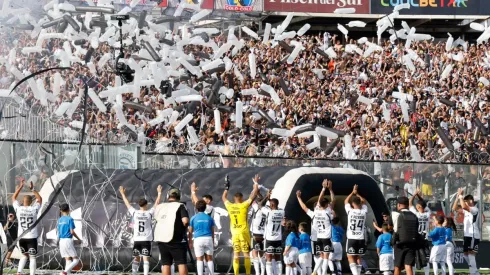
[119,186,132,209]
[328,180,336,207]
[457,188,471,212]
[345,185,357,205]
[222,175,230,203]
[452,189,461,211]
[316,179,328,207]
[296,190,309,213]
[30,182,42,204]
[12,179,24,202]
[248,174,260,202]
[191,182,199,205]
[153,185,163,208]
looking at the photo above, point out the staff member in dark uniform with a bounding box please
[393,197,419,275]
[4,213,18,266]
[154,188,190,275]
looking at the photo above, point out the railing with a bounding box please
[0,140,488,242]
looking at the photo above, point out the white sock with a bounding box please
[132,261,140,275]
[272,260,277,275]
[432,262,438,275]
[293,267,298,275]
[286,266,292,275]
[143,261,150,275]
[357,265,362,275]
[307,266,312,275]
[321,259,328,275]
[261,258,267,275]
[440,262,446,275]
[65,260,72,273]
[171,264,175,275]
[301,263,307,275]
[29,256,36,275]
[313,258,323,274]
[424,264,430,275]
[18,256,27,273]
[328,260,334,274]
[349,263,358,275]
[197,260,204,275]
[66,258,80,273]
[447,261,454,275]
[384,272,391,275]
[254,258,261,275]
[464,255,470,266]
[277,261,283,275]
[335,261,342,273]
[207,260,214,275]
[267,262,274,275]
[468,254,477,275]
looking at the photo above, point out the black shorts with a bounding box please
[394,244,416,268]
[463,237,480,253]
[265,240,283,254]
[252,235,264,251]
[313,241,322,256]
[133,241,152,256]
[19,238,37,255]
[346,239,366,255]
[318,238,333,253]
[158,242,187,266]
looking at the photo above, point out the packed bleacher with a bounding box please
[1,22,490,163]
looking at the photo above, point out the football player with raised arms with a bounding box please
[344,185,368,275]
[409,188,432,275]
[250,191,269,275]
[119,185,163,275]
[262,191,286,275]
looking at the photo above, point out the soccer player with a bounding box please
[58,203,82,275]
[298,223,312,275]
[189,200,215,275]
[330,217,344,275]
[12,179,42,275]
[444,217,457,275]
[452,188,480,275]
[119,185,163,275]
[376,224,393,275]
[262,193,285,275]
[222,174,260,275]
[409,188,431,275]
[251,192,268,275]
[191,182,216,218]
[344,184,368,275]
[429,216,447,275]
[296,179,335,275]
[283,221,300,275]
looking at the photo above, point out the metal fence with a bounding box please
[0,140,488,242]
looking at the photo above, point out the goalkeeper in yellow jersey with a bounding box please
[222,174,260,275]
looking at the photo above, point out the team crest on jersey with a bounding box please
[28,248,37,255]
[254,243,262,250]
[133,248,140,256]
[142,248,149,256]
[348,247,355,254]
[325,245,331,252]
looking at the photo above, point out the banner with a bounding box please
[117,146,137,169]
[264,0,369,13]
[214,0,263,12]
[158,0,214,10]
[371,0,490,15]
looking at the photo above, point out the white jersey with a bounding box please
[129,207,155,242]
[251,204,266,235]
[345,204,368,240]
[463,206,481,239]
[13,200,41,239]
[262,207,285,241]
[307,207,333,239]
[410,206,431,236]
[205,205,214,217]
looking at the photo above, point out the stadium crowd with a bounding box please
[1,26,490,162]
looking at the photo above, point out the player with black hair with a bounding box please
[344,185,368,275]
[453,188,480,275]
[262,194,286,275]
[119,185,163,275]
[409,187,431,275]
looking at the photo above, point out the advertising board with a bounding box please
[264,0,369,14]
[371,0,490,15]
[158,0,214,10]
[214,0,263,12]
